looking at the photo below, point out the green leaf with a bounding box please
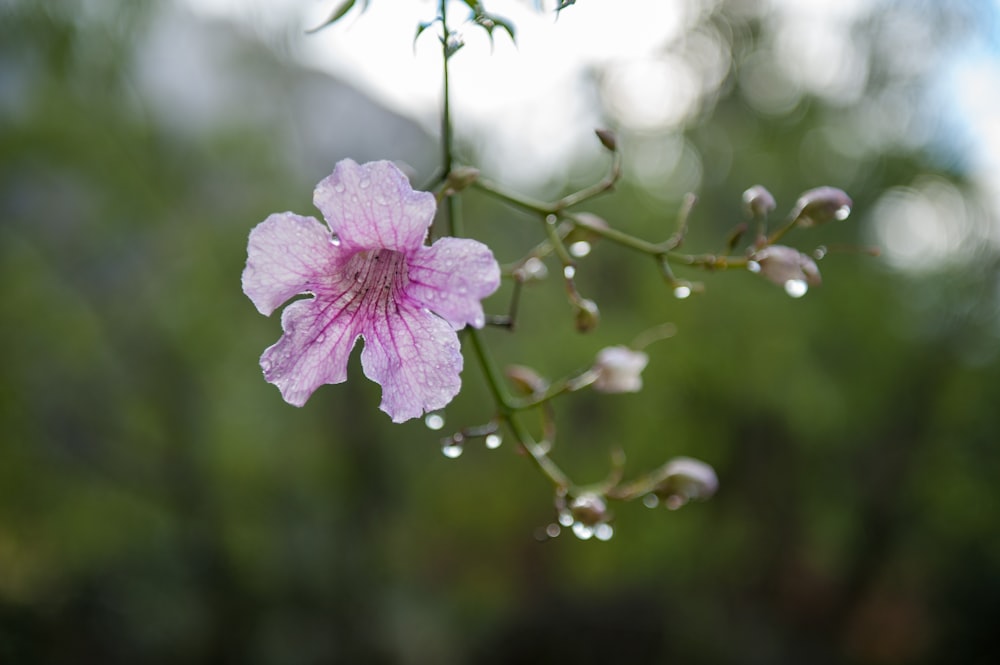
[414,19,438,49]
[472,11,517,48]
[306,0,367,35]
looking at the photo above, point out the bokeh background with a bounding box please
[3,0,1000,663]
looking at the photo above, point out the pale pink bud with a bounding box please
[653,457,718,509]
[751,245,822,296]
[594,128,618,152]
[570,493,610,526]
[592,345,649,394]
[792,187,852,226]
[574,298,600,332]
[444,166,480,194]
[742,185,777,218]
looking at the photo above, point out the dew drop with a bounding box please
[673,285,692,299]
[485,433,502,449]
[835,204,851,220]
[334,184,345,193]
[359,178,371,189]
[563,265,576,280]
[643,494,660,509]
[569,241,591,258]
[558,511,574,528]
[260,358,273,373]
[425,413,445,430]
[441,443,463,459]
[746,260,761,274]
[594,523,614,541]
[571,522,594,540]
[545,523,561,538]
[784,279,808,298]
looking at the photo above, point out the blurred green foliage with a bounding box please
[2,0,1000,663]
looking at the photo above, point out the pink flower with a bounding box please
[242,159,500,422]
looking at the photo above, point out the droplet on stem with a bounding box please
[673,285,692,299]
[571,522,594,540]
[485,433,502,449]
[569,241,591,258]
[425,413,445,430]
[441,443,463,459]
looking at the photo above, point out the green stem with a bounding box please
[440,0,461,237]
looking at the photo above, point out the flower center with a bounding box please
[347,249,408,310]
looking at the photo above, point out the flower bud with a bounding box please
[444,166,480,194]
[512,257,548,283]
[595,128,618,152]
[653,457,718,509]
[792,187,852,226]
[742,185,777,218]
[563,212,610,245]
[570,493,610,526]
[592,345,649,394]
[752,245,822,293]
[504,364,548,396]
[573,298,600,333]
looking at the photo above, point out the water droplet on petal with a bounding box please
[569,241,591,258]
[441,443,463,459]
[673,285,691,299]
[334,184,345,193]
[260,358,272,373]
[835,204,851,220]
[558,511,574,527]
[784,279,808,298]
[571,522,594,540]
[643,494,660,509]
[747,260,761,274]
[315,333,326,343]
[485,433,502,449]
[563,265,576,280]
[425,413,445,430]
[359,178,371,189]
[594,523,614,541]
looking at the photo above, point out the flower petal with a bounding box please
[260,293,364,407]
[407,237,501,329]
[314,159,435,255]
[359,302,463,423]
[242,212,338,316]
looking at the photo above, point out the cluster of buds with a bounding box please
[742,185,853,298]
